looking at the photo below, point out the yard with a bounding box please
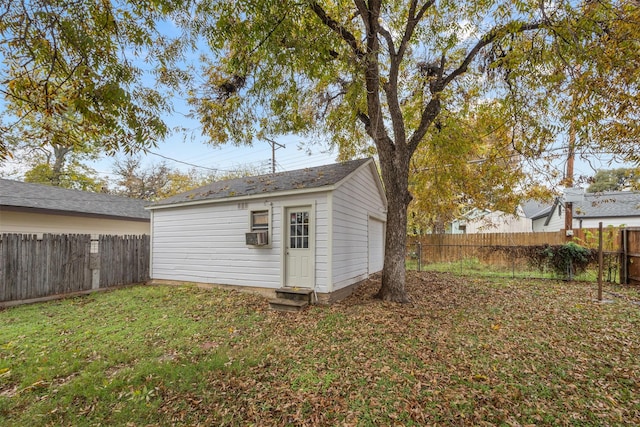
[1,273,639,426]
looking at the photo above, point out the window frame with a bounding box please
[247,207,272,248]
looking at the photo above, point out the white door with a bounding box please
[285,207,313,288]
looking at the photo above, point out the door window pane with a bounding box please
[289,210,310,249]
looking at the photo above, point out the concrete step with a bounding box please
[268,297,309,312]
[275,287,313,303]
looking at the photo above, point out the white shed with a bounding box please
[147,158,386,303]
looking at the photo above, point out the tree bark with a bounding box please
[51,145,71,186]
[376,150,411,303]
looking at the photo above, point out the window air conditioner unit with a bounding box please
[245,231,268,246]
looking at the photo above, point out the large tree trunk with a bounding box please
[51,145,71,186]
[376,151,411,303]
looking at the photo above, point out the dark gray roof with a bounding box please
[523,191,640,221]
[0,179,149,220]
[574,192,640,218]
[152,158,372,207]
[521,199,554,220]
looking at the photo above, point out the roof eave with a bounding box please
[1,205,150,222]
[146,185,335,210]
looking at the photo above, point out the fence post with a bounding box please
[620,229,627,285]
[598,222,603,301]
[90,237,100,290]
[417,241,422,272]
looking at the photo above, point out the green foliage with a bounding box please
[487,242,596,280]
[23,162,105,192]
[408,101,552,234]
[587,168,640,193]
[493,1,640,167]
[0,0,184,161]
[539,242,595,280]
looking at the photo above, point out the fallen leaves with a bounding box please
[1,273,639,425]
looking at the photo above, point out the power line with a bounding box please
[146,150,261,173]
[146,150,221,171]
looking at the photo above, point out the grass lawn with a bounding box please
[1,272,639,426]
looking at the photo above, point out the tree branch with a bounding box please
[308,1,365,59]
[408,97,440,153]
[442,21,544,88]
[407,21,546,154]
[397,0,435,61]
[384,0,436,153]
[378,25,396,57]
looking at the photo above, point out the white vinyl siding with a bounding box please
[311,199,330,292]
[533,204,566,232]
[152,201,281,287]
[151,193,331,292]
[452,211,532,234]
[331,165,386,290]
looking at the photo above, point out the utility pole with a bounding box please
[265,137,285,174]
[565,119,575,241]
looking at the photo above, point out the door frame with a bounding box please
[281,202,316,288]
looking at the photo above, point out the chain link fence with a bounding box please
[406,229,623,283]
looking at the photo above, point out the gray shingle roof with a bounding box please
[151,158,372,208]
[521,199,553,220]
[0,179,149,220]
[523,191,640,221]
[574,191,640,218]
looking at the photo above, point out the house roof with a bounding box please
[521,199,554,220]
[523,191,640,222]
[0,179,149,221]
[574,191,640,218]
[150,158,374,208]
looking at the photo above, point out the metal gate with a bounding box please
[621,227,640,285]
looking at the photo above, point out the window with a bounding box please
[246,209,270,246]
[289,211,309,249]
[251,210,269,231]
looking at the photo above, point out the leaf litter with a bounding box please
[1,272,638,426]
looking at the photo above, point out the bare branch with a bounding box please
[378,25,396,57]
[408,97,441,152]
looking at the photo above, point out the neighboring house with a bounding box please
[450,207,532,234]
[522,199,563,233]
[524,191,640,232]
[147,158,387,302]
[0,179,150,235]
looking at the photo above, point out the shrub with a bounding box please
[538,242,595,280]
[486,242,596,280]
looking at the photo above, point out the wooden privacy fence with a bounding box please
[621,227,640,285]
[410,228,621,267]
[0,234,150,305]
